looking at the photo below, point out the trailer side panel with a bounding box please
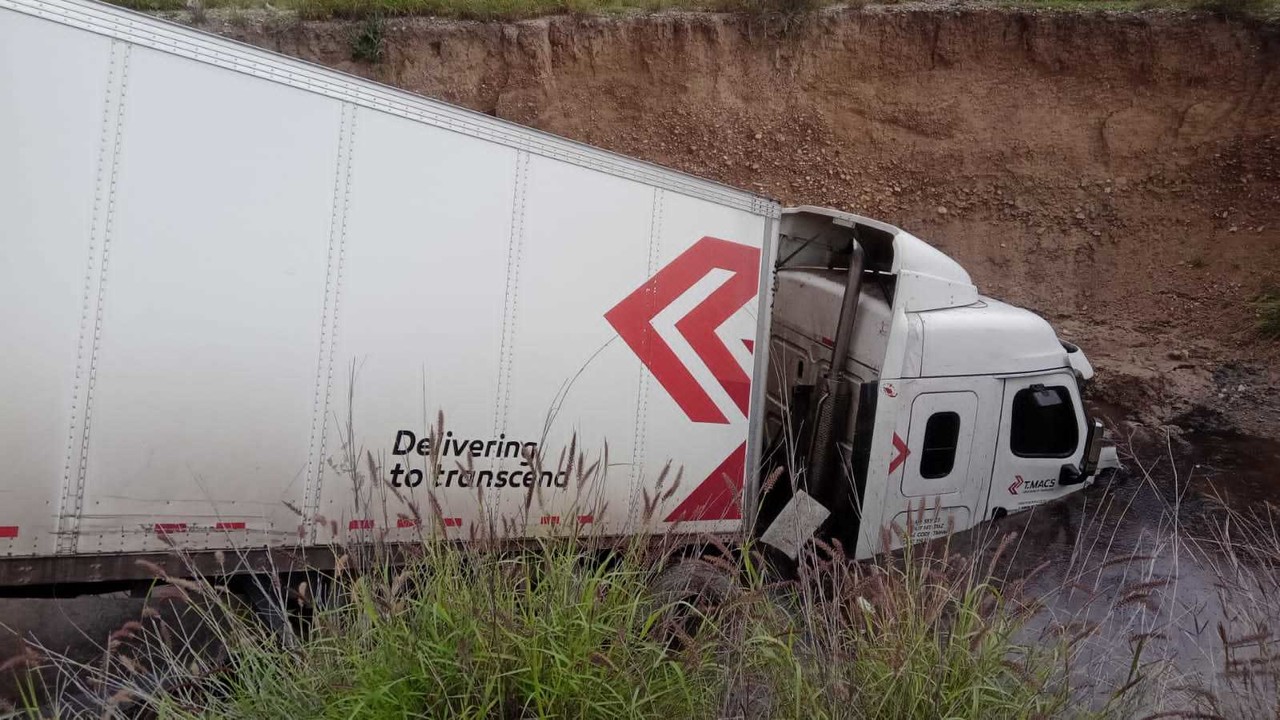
[0,0,777,578]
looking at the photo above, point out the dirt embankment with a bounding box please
[213,6,1280,436]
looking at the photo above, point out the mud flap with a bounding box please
[759,489,831,560]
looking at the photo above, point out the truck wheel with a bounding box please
[229,573,300,649]
[646,557,737,648]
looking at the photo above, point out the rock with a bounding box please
[936,206,948,215]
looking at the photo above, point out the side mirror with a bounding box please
[1081,418,1105,476]
[1060,418,1105,487]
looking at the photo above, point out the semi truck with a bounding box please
[0,0,1111,592]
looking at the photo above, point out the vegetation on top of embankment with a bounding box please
[108,0,1280,23]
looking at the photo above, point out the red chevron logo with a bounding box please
[889,433,910,474]
[605,237,761,425]
[1008,475,1024,495]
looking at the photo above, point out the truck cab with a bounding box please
[758,207,1105,559]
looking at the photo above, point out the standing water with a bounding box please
[971,405,1280,714]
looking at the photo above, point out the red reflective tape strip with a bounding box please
[442,517,462,528]
[0,526,18,539]
[154,523,188,534]
[348,519,374,530]
[215,522,246,530]
[539,515,560,526]
[577,514,594,525]
[396,518,419,528]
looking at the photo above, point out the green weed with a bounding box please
[193,545,719,718]
[109,0,187,11]
[349,16,386,63]
[108,0,281,11]
[1256,289,1280,340]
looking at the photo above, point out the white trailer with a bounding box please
[0,0,1108,590]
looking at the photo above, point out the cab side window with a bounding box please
[920,411,960,479]
[1010,385,1078,458]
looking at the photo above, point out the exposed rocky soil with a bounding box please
[203,5,1280,436]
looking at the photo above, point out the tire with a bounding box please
[646,557,737,648]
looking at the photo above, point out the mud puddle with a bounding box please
[1179,429,1280,508]
[973,406,1280,712]
[970,403,1280,567]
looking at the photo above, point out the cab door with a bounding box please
[901,391,977,498]
[988,372,1087,515]
[887,376,1000,545]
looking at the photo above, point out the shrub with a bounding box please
[349,16,386,63]
[1256,288,1280,340]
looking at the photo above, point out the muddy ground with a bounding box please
[194,2,1280,438]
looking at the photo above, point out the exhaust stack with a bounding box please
[805,239,865,499]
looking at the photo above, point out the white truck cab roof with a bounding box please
[913,298,1073,378]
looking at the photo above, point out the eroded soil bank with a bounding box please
[205,5,1280,435]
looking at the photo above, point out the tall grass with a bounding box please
[6,517,1083,719]
[723,524,1071,719]
[186,544,719,718]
